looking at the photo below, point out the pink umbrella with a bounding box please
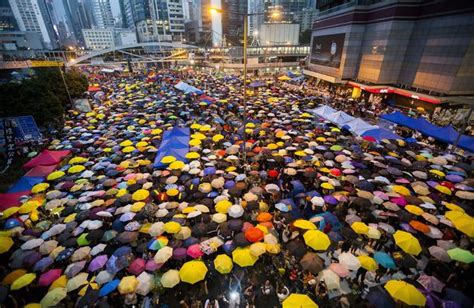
[374,191,389,200]
[395,178,410,184]
[391,196,407,206]
[88,255,108,272]
[38,269,62,286]
[417,274,445,293]
[241,222,253,232]
[128,258,146,275]
[187,244,204,259]
[328,263,350,277]
[145,260,163,272]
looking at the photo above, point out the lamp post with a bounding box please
[210,8,281,166]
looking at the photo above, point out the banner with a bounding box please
[0,119,16,174]
[310,33,346,68]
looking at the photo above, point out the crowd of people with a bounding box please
[0,68,473,308]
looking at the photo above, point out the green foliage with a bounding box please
[0,67,87,128]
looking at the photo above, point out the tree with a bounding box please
[65,67,88,98]
[299,29,312,45]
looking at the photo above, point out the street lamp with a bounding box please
[210,7,281,166]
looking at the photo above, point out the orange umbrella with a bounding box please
[409,220,430,233]
[256,212,273,222]
[245,227,264,243]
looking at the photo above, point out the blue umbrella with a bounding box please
[444,288,472,308]
[113,246,132,257]
[203,167,216,176]
[99,279,120,297]
[374,251,396,269]
[33,256,54,272]
[366,285,394,308]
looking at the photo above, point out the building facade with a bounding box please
[0,0,18,31]
[82,28,114,49]
[8,0,57,49]
[89,0,115,28]
[259,22,300,46]
[114,28,138,45]
[306,0,474,99]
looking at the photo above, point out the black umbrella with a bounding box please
[341,227,358,240]
[233,233,250,247]
[287,240,307,259]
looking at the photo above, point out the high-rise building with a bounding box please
[0,0,18,31]
[8,0,57,49]
[293,7,317,32]
[89,0,115,28]
[222,0,247,45]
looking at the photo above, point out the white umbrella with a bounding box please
[228,205,244,218]
[187,211,202,219]
[96,211,113,217]
[378,222,395,234]
[367,226,381,239]
[338,252,361,271]
[426,226,443,239]
[318,269,340,290]
[21,238,44,250]
[66,272,89,292]
[95,270,114,285]
[39,240,58,255]
[265,184,280,193]
[149,222,165,236]
[136,272,153,296]
[48,224,66,237]
[154,246,173,264]
[91,244,107,256]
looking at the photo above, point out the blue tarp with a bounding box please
[381,112,474,152]
[174,81,203,94]
[344,118,378,135]
[312,105,337,119]
[325,111,355,126]
[7,176,44,193]
[153,127,190,169]
[362,128,401,141]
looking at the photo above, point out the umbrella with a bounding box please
[99,279,120,297]
[293,219,316,230]
[154,246,173,264]
[417,274,445,293]
[179,260,207,284]
[38,269,62,287]
[118,276,138,294]
[351,221,369,234]
[447,248,474,263]
[303,230,330,251]
[66,272,88,292]
[299,253,324,274]
[328,263,350,277]
[136,272,153,296]
[317,269,340,290]
[428,246,451,262]
[374,251,396,269]
[214,254,233,274]
[384,280,426,306]
[338,252,361,271]
[232,247,259,267]
[11,273,36,290]
[393,230,422,255]
[161,269,180,288]
[282,294,318,308]
[366,285,394,308]
[358,255,378,271]
[40,287,67,307]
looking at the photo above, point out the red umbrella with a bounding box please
[268,170,279,178]
[330,168,342,177]
[187,244,204,259]
[363,136,376,142]
[38,269,62,287]
[128,258,146,275]
[245,227,264,243]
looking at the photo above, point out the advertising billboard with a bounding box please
[310,33,346,68]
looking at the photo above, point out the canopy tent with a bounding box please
[362,128,401,141]
[343,118,378,135]
[23,150,71,169]
[312,105,337,119]
[7,176,44,193]
[153,127,190,169]
[381,112,474,152]
[0,191,30,211]
[249,81,266,88]
[174,81,203,95]
[24,165,58,177]
[325,111,355,126]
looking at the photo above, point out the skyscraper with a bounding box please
[89,0,114,28]
[222,0,247,45]
[8,0,57,49]
[0,0,18,31]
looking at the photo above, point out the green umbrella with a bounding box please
[447,248,474,263]
[330,145,342,151]
[35,220,52,231]
[102,230,117,242]
[77,233,90,246]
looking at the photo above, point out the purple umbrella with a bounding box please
[145,260,162,272]
[128,258,145,275]
[427,181,439,189]
[172,247,187,260]
[65,260,87,278]
[33,256,54,272]
[23,251,42,268]
[38,269,62,286]
[445,174,463,183]
[324,195,338,205]
[417,274,445,293]
[88,255,108,272]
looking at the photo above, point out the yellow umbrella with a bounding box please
[266,243,281,254]
[393,230,422,255]
[212,134,224,142]
[384,280,426,306]
[136,141,148,148]
[11,273,36,290]
[19,200,41,214]
[351,222,369,234]
[163,221,181,234]
[443,202,464,213]
[68,157,87,164]
[131,202,146,212]
[429,169,445,177]
[392,185,411,196]
[166,188,179,197]
[293,219,316,230]
[161,269,180,288]
[232,247,259,267]
[446,211,474,237]
[132,189,149,201]
[435,185,451,195]
[120,140,133,147]
[303,230,331,251]
[282,294,318,308]
[161,156,176,164]
[214,254,233,274]
[1,206,19,219]
[249,242,267,257]
[357,255,378,271]
[24,304,40,308]
[215,200,232,214]
[0,236,14,254]
[179,261,207,284]
[169,160,185,170]
[118,276,139,294]
[189,139,201,146]
[31,183,49,193]
[185,152,200,159]
[405,205,424,216]
[47,171,65,181]
[68,165,85,174]
[321,182,335,190]
[41,287,67,307]
[122,146,136,153]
